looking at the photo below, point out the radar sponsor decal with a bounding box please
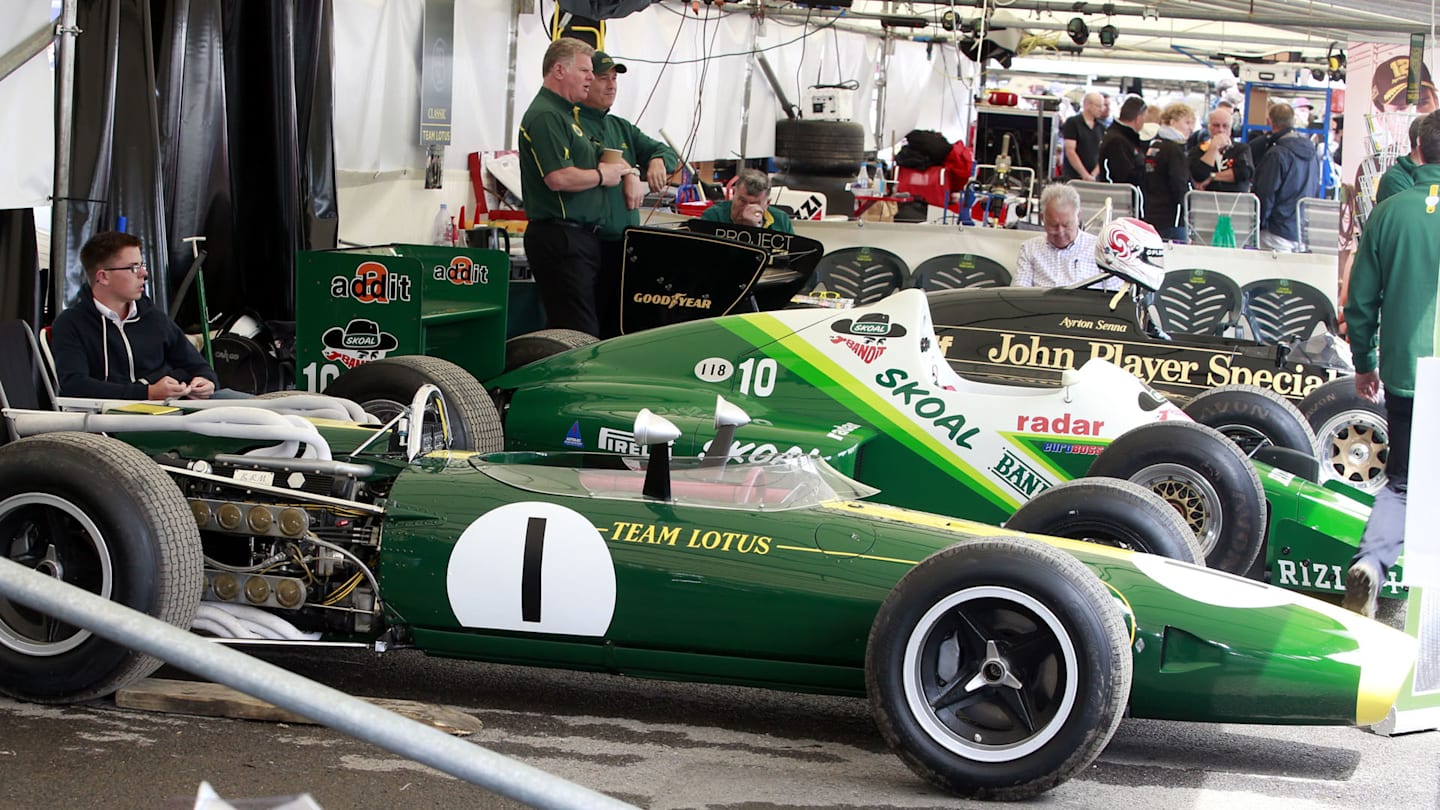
[875,368,980,449]
[330,261,413,304]
[831,313,908,364]
[1015,412,1106,436]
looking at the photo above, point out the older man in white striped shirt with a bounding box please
[1012,184,1121,290]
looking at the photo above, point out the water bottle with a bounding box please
[432,203,450,245]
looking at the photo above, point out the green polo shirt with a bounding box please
[577,104,680,241]
[518,87,607,225]
[699,201,795,233]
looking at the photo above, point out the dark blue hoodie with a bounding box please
[1254,128,1321,241]
[49,284,218,398]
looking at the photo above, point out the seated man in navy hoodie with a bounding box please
[50,231,219,400]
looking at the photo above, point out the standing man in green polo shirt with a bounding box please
[519,37,629,336]
[578,50,680,337]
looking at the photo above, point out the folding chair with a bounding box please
[1239,279,1338,344]
[1297,197,1341,255]
[1153,269,1242,336]
[808,247,911,304]
[911,254,1012,291]
[1183,190,1260,249]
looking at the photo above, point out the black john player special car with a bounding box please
[926,281,1388,492]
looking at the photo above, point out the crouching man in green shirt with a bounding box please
[700,169,795,234]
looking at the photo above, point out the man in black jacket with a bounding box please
[1099,95,1148,189]
[1189,107,1254,193]
[1254,103,1321,252]
[50,231,219,400]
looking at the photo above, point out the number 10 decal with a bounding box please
[737,357,778,397]
[447,502,616,636]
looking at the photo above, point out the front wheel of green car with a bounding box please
[1005,478,1203,565]
[0,433,203,703]
[866,537,1131,801]
[1088,420,1266,576]
[325,355,502,453]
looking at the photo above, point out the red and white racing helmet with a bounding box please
[1095,217,1166,290]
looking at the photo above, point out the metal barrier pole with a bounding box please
[0,557,635,810]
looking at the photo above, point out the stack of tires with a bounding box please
[772,119,866,219]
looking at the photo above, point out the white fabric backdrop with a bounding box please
[332,0,972,174]
[0,1,55,209]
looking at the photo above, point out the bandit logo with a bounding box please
[436,256,489,286]
[331,261,413,304]
[321,318,399,369]
[830,313,908,364]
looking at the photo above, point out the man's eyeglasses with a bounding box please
[101,263,146,275]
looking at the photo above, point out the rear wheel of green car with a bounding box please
[1299,378,1389,494]
[325,356,502,453]
[0,433,203,703]
[504,329,597,373]
[867,537,1131,800]
[1088,421,1266,576]
[1006,478,1203,565]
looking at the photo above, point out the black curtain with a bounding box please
[0,210,40,325]
[65,0,169,315]
[59,0,337,326]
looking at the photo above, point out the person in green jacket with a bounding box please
[1375,116,1424,205]
[579,51,680,337]
[1341,110,1440,618]
[699,170,795,234]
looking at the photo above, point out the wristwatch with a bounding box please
[625,166,642,177]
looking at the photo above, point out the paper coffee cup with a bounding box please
[599,148,626,165]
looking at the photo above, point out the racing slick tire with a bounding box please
[866,536,1131,800]
[1005,478,1204,565]
[773,119,865,176]
[504,329,598,374]
[1088,420,1266,576]
[1182,384,1318,458]
[0,433,203,703]
[324,356,502,453]
[1299,378,1389,494]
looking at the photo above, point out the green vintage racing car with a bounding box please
[488,279,1394,604]
[0,327,1416,800]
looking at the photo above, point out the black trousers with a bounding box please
[596,238,625,339]
[523,220,603,337]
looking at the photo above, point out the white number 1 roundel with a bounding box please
[446,502,616,636]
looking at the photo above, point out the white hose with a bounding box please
[210,602,318,641]
[192,604,260,639]
[11,407,337,461]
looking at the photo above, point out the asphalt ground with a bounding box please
[1,646,1437,809]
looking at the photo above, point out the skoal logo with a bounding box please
[829,313,907,364]
[321,318,399,370]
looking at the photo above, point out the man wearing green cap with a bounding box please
[579,50,680,337]
[519,38,627,337]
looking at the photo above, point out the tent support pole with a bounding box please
[50,0,79,316]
